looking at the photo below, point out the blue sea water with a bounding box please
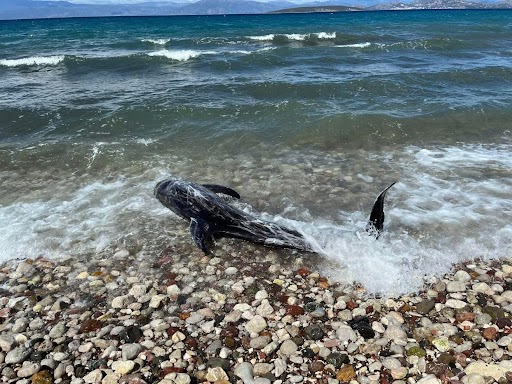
[0,10,511,294]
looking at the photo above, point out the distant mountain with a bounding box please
[175,0,294,14]
[269,5,362,13]
[369,0,512,9]
[0,0,510,20]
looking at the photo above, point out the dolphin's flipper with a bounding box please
[190,218,215,254]
[202,184,241,199]
[366,182,396,238]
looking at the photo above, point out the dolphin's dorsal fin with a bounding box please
[202,184,241,199]
[366,182,396,238]
[190,218,215,254]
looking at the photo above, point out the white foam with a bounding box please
[141,38,170,45]
[317,32,337,39]
[0,176,167,262]
[1,144,510,296]
[0,55,65,67]
[147,49,215,61]
[247,34,275,41]
[247,32,337,42]
[335,42,371,48]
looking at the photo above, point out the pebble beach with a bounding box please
[1,237,512,384]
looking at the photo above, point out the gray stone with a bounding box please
[205,339,222,355]
[416,300,435,315]
[49,322,67,339]
[5,346,32,364]
[207,357,230,370]
[253,363,273,376]
[234,362,254,384]
[0,334,15,352]
[185,312,205,325]
[250,336,271,350]
[121,343,142,360]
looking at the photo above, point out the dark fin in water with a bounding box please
[366,182,396,238]
[190,218,215,254]
[202,184,241,199]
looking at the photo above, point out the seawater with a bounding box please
[0,10,511,295]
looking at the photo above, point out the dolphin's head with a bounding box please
[154,177,192,219]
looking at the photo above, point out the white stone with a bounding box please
[129,284,147,298]
[274,358,286,377]
[462,373,485,384]
[83,369,103,383]
[445,299,467,309]
[446,281,466,292]
[454,270,471,282]
[416,375,442,384]
[279,340,298,356]
[206,367,228,381]
[245,315,267,333]
[166,284,180,296]
[149,294,165,308]
[256,300,274,316]
[111,295,130,309]
[112,360,135,375]
[225,267,238,275]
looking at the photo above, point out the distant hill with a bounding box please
[269,5,362,13]
[0,0,511,20]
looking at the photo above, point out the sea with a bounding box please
[0,9,511,295]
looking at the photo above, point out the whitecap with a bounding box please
[141,38,170,45]
[0,55,65,67]
[335,42,371,48]
[147,49,215,61]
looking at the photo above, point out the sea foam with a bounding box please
[141,38,170,45]
[247,32,337,41]
[0,55,65,67]
[1,144,510,296]
[147,49,215,61]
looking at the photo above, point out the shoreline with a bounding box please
[1,243,511,383]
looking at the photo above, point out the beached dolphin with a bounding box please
[154,177,395,254]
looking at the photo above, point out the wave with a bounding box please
[141,38,170,45]
[146,47,274,62]
[247,31,337,42]
[146,49,217,61]
[335,42,371,48]
[0,55,65,67]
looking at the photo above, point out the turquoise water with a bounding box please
[0,10,511,294]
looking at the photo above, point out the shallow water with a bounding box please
[0,10,511,295]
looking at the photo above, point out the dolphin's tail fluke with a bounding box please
[365,182,396,238]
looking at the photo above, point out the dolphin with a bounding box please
[154,177,395,254]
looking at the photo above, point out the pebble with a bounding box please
[245,315,267,333]
[279,340,298,356]
[234,361,254,383]
[121,343,142,360]
[83,369,103,383]
[112,360,135,375]
[5,346,32,364]
[16,362,40,378]
[206,367,229,381]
